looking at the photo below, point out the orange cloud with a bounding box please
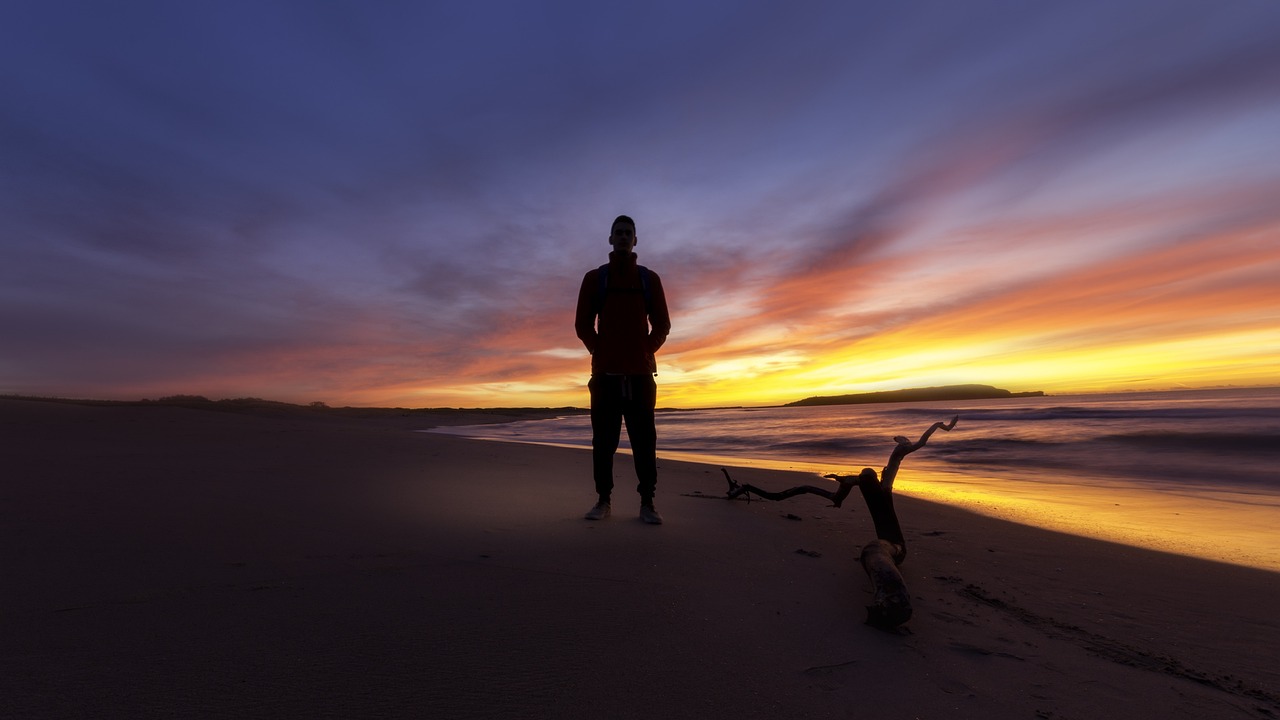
[643,196,1280,408]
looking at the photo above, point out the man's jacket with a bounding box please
[575,251,671,375]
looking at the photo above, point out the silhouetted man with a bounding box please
[574,215,671,524]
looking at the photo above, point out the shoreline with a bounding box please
[5,397,1278,718]
[430,427,1280,574]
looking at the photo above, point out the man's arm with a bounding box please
[574,270,599,354]
[647,271,671,352]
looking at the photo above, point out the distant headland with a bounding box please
[785,384,1045,407]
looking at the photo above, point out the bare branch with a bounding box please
[881,415,958,492]
[716,417,960,630]
[722,467,854,506]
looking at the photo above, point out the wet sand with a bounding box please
[4,397,1278,718]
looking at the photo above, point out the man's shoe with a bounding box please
[584,501,611,520]
[640,505,664,525]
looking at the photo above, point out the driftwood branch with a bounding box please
[721,415,958,630]
[722,467,862,507]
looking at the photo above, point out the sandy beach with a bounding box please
[4,397,1278,719]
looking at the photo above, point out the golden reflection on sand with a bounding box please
[899,468,1280,573]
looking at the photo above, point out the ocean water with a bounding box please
[430,388,1280,571]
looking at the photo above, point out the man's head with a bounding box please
[609,215,637,254]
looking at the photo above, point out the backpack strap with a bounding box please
[637,266,652,313]
[595,263,609,314]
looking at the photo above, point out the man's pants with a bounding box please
[589,374,657,502]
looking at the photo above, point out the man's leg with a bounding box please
[589,375,623,502]
[623,374,659,504]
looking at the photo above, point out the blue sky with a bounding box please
[3,0,1278,407]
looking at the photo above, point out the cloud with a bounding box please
[2,1,1278,405]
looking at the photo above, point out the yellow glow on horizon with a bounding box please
[662,327,1280,408]
[354,320,1277,409]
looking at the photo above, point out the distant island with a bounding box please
[785,384,1045,407]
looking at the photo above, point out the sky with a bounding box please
[3,0,1278,409]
